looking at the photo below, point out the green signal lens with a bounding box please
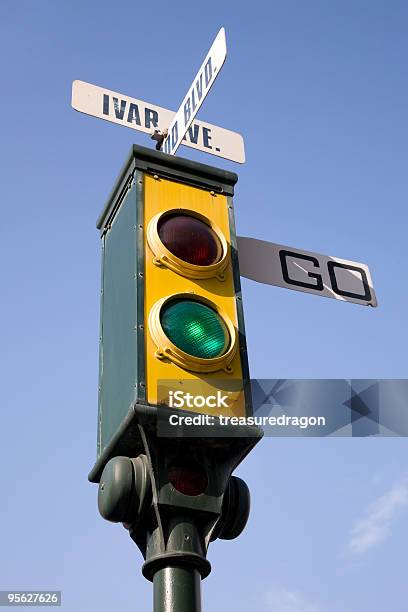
[160,300,229,359]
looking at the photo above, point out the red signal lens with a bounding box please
[168,462,208,496]
[158,214,221,266]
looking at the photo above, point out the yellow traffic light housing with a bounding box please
[143,170,247,413]
[90,145,255,481]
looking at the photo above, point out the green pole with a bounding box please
[153,566,201,612]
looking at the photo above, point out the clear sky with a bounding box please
[1,1,407,611]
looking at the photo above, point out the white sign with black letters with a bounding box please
[71,78,245,163]
[237,236,377,307]
[161,27,227,156]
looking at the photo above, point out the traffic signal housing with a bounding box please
[90,144,255,479]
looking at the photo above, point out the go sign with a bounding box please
[237,237,377,307]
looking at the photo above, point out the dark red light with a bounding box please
[168,463,208,496]
[158,213,221,266]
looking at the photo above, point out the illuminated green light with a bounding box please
[160,300,229,359]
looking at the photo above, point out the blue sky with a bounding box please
[1,1,407,611]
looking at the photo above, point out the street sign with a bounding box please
[71,79,244,163]
[161,27,227,156]
[237,236,377,307]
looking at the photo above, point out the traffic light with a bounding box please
[143,166,251,418]
[90,144,255,475]
[89,144,262,585]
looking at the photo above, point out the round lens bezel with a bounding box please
[147,209,229,280]
[148,293,237,373]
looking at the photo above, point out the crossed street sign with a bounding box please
[72,29,243,163]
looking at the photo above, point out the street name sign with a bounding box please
[161,27,227,156]
[237,236,377,307]
[71,78,244,163]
